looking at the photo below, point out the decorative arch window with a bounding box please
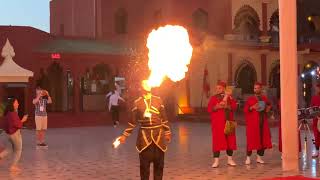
[269,9,279,43]
[192,8,208,30]
[307,15,320,33]
[234,61,257,94]
[233,5,260,40]
[268,61,280,98]
[114,8,128,34]
[269,9,279,32]
[302,61,319,105]
[154,9,163,27]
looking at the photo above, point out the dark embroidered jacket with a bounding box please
[122,95,171,153]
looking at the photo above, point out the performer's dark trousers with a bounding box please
[213,150,233,158]
[247,149,265,156]
[139,143,165,180]
[110,105,120,125]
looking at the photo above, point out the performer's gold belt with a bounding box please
[140,125,163,129]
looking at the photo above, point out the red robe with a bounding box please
[278,100,301,152]
[244,95,272,151]
[207,94,237,152]
[311,95,320,148]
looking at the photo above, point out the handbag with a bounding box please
[224,120,237,135]
[0,103,4,117]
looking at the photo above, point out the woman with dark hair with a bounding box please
[0,98,28,172]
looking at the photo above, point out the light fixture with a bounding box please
[311,70,316,76]
[301,73,305,78]
[308,16,312,22]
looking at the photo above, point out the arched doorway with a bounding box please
[235,61,257,94]
[47,62,64,112]
[36,68,50,90]
[302,61,318,105]
[269,61,280,98]
[80,63,113,111]
[269,9,279,43]
[81,63,112,95]
[66,70,74,111]
[192,8,208,31]
[233,5,260,41]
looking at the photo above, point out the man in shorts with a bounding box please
[32,87,52,148]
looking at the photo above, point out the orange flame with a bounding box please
[145,25,193,88]
[112,137,121,148]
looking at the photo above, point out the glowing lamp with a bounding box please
[51,53,61,59]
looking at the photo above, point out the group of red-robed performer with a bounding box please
[310,84,320,158]
[207,81,301,168]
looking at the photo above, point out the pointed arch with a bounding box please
[233,5,260,40]
[235,60,257,94]
[192,8,208,30]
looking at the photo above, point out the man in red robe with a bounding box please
[311,84,320,158]
[207,81,237,168]
[244,82,272,165]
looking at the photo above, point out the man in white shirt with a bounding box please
[107,90,125,127]
[32,87,52,148]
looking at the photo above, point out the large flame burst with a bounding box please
[145,25,193,88]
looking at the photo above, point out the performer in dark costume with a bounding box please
[119,80,171,180]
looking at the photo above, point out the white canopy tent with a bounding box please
[0,39,33,82]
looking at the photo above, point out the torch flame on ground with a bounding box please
[145,25,193,88]
[113,137,121,148]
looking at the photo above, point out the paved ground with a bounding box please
[0,122,319,180]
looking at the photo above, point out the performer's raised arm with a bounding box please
[121,103,139,138]
[160,103,171,137]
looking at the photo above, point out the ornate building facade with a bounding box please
[2,0,320,127]
[49,0,320,112]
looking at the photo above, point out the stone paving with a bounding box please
[0,122,319,180]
